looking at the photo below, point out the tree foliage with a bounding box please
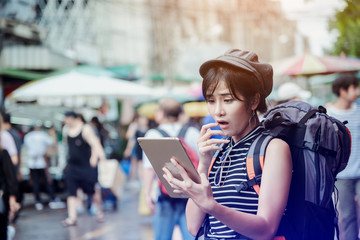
[328,0,360,57]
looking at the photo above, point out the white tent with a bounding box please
[7,71,153,102]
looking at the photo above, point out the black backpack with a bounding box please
[236,101,351,240]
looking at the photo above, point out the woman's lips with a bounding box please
[217,120,229,129]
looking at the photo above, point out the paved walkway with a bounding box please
[14,186,154,240]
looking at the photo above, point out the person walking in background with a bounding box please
[162,49,292,239]
[62,111,106,227]
[275,81,311,104]
[0,112,21,239]
[43,126,59,189]
[23,125,61,211]
[142,97,200,240]
[0,114,20,240]
[0,119,19,171]
[90,116,108,148]
[1,112,24,229]
[326,74,360,240]
[89,116,113,213]
[123,113,149,187]
[1,113,22,180]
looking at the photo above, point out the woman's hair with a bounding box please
[202,64,267,113]
[91,116,103,131]
[332,74,359,96]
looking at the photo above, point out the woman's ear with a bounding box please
[251,93,260,111]
[339,87,348,98]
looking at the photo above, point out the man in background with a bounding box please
[276,82,311,104]
[142,98,200,240]
[326,74,360,240]
[23,125,61,210]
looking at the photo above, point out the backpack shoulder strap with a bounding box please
[178,125,189,138]
[234,133,274,195]
[155,128,170,137]
[156,125,189,138]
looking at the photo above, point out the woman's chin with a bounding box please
[220,131,231,137]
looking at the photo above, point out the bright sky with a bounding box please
[278,0,346,56]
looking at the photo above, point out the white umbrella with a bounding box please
[7,71,153,101]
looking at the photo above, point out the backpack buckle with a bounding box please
[304,141,319,152]
[234,182,250,192]
[234,175,262,193]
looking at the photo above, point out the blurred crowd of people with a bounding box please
[0,110,117,239]
[0,71,359,240]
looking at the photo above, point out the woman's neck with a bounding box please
[232,116,260,143]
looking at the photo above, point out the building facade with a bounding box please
[1,0,299,95]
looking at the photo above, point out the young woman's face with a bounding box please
[206,80,254,142]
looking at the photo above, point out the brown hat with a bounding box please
[199,49,273,97]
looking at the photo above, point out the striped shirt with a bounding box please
[207,126,263,239]
[327,103,360,179]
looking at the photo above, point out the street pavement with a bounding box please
[13,185,154,240]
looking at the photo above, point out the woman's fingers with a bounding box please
[199,129,223,142]
[205,138,230,146]
[162,166,182,187]
[163,157,215,200]
[163,158,197,190]
[198,138,230,155]
[170,157,193,182]
[199,123,224,139]
[162,167,186,195]
[198,124,229,147]
[200,122,219,135]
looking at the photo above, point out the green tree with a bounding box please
[328,0,360,57]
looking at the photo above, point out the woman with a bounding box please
[163,49,292,240]
[123,113,149,185]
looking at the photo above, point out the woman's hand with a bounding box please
[197,123,229,174]
[198,123,227,157]
[163,158,217,213]
[90,155,98,168]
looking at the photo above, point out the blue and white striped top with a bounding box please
[327,103,360,179]
[207,126,263,239]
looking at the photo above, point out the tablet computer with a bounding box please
[137,137,200,198]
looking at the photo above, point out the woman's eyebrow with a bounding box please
[206,92,232,98]
[217,92,232,98]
